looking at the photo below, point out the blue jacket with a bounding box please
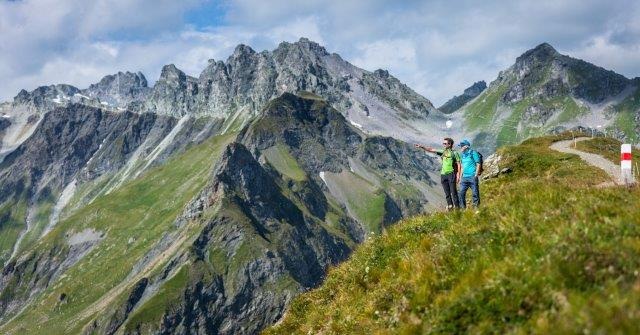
[460,149,481,178]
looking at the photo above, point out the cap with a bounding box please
[457,139,471,147]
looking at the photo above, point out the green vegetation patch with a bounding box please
[296,91,324,100]
[614,87,640,143]
[125,266,189,330]
[495,98,530,147]
[323,171,386,234]
[576,137,640,166]
[464,83,509,131]
[0,197,28,266]
[267,135,640,334]
[263,144,307,181]
[551,96,587,125]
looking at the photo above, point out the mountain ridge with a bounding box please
[0,92,444,334]
[444,42,639,152]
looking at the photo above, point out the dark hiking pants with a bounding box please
[440,172,459,208]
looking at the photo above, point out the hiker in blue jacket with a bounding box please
[457,139,481,209]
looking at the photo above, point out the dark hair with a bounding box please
[444,138,454,145]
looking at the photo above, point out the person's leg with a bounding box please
[450,176,460,208]
[440,174,453,208]
[458,178,470,209]
[472,177,480,207]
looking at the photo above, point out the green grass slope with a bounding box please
[267,134,640,334]
[576,137,640,166]
[0,133,236,335]
[613,86,640,144]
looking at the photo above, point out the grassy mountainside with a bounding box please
[457,43,638,153]
[0,133,237,334]
[612,84,640,144]
[267,135,640,334]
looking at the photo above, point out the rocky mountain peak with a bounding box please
[159,64,186,82]
[275,38,329,58]
[232,44,257,58]
[465,80,487,95]
[91,71,148,90]
[295,37,329,55]
[12,84,80,108]
[84,71,149,107]
[516,42,559,65]
[13,89,30,103]
[438,80,487,113]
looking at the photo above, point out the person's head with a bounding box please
[443,137,454,149]
[457,139,471,151]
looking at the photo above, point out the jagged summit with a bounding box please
[519,42,559,60]
[276,37,330,56]
[90,71,148,90]
[85,71,149,107]
[511,43,558,69]
[6,37,439,144]
[159,64,187,80]
[232,43,257,57]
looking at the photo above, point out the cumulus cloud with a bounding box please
[2,0,640,105]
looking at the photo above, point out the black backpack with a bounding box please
[473,149,484,175]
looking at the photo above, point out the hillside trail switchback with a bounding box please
[550,137,623,186]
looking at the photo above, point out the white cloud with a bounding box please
[2,0,640,105]
[0,0,201,99]
[352,39,416,71]
[265,16,325,47]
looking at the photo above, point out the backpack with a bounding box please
[473,149,484,175]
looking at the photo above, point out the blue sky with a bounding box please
[1,0,639,105]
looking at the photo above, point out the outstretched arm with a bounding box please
[414,143,436,153]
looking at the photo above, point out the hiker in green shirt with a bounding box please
[415,138,461,210]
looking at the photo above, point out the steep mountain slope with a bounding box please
[267,134,640,334]
[0,93,443,334]
[438,81,486,114]
[0,104,225,267]
[448,43,639,153]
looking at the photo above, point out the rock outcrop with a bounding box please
[439,80,486,113]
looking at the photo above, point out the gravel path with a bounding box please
[550,137,623,185]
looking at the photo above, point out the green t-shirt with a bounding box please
[436,148,460,175]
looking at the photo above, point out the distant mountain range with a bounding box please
[0,38,638,335]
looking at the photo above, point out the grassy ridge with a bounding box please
[266,135,640,334]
